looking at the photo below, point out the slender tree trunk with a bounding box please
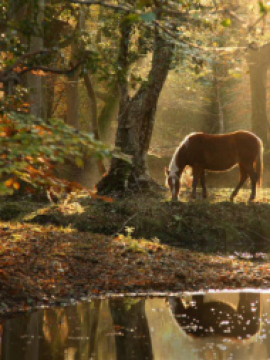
[28,0,46,119]
[98,84,120,142]
[46,74,56,119]
[82,7,106,176]
[65,40,80,128]
[84,72,106,174]
[60,8,106,186]
[97,26,173,194]
[214,65,225,133]
[249,64,268,145]
[247,45,270,146]
[56,13,85,187]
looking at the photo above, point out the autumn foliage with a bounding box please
[0,112,117,196]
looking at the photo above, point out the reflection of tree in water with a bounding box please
[0,324,2,360]
[109,298,153,360]
[43,308,69,353]
[170,293,260,339]
[42,300,102,360]
[2,311,44,360]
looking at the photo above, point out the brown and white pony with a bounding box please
[165,131,263,201]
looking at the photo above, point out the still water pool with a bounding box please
[1,291,270,360]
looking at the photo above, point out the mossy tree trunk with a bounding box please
[97,23,173,194]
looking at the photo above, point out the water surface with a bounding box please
[1,291,270,360]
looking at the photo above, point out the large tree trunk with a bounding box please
[97,27,173,194]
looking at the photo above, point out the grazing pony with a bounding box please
[165,131,263,201]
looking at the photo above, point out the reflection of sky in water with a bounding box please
[2,292,270,360]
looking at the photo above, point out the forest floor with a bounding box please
[1,187,270,321]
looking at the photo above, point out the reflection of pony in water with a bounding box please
[165,131,263,201]
[169,293,261,339]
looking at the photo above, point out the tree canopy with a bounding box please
[0,0,269,194]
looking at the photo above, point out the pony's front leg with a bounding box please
[191,168,199,199]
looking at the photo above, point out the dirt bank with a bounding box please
[1,188,270,321]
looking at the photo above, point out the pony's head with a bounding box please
[165,168,180,201]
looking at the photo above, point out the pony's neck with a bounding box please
[169,145,186,175]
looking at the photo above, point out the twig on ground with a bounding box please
[113,213,138,237]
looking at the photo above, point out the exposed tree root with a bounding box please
[96,170,166,196]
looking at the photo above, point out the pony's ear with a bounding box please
[165,167,170,176]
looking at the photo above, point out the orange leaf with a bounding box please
[31,70,47,76]
[5,178,14,187]
[13,182,20,190]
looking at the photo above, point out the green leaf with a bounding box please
[140,12,156,23]
[232,73,242,78]
[137,0,152,9]
[122,14,140,26]
[259,1,267,14]
[75,157,84,168]
[0,183,14,195]
[221,18,231,27]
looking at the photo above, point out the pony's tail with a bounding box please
[256,138,263,186]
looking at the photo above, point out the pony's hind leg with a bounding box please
[200,171,207,198]
[230,167,248,201]
[246,166,257,201]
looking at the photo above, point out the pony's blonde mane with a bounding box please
[169,133,195,172]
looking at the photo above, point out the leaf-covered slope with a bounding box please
[2,188,270,254]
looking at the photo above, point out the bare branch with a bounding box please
[70,0,132,12]
[0,50,52,82]
[70,0,215,15]
[248,13,268,33]
[69,0,209,20]
[18,60,85,76]
[225,8,268,34]
[155,21,244,53]
[70,0,268,45]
